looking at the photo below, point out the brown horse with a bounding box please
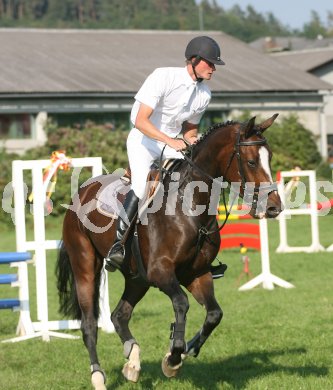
[56,114,282,389]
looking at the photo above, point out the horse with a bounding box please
[56,114,282,389]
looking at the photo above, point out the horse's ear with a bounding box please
[258,113,279,132]
[244,116,256,139]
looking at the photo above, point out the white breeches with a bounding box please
[127,128,183,199]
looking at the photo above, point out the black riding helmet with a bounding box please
[185,36,225,82]
[185,36,225,65]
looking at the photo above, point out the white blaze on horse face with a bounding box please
[259,147,273,182]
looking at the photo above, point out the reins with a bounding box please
[158,136,236,237]
[158,127,277,244]
[180,147,234,233]
[178,128,270,235]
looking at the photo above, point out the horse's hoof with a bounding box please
[122,361,140,382]
[122,343,141,383]
[161,352,183,378]
[91,371,107,390]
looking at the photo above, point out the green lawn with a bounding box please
[0,214,333,389]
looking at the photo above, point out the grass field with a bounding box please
[0,214,333,390]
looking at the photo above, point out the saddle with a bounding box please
[97,159,182,218]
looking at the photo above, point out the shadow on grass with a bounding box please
[107,347,328,389]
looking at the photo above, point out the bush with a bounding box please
[0,149,20,227]
[25,120,129,173]
[0,114,327,225]
[228,112,323,176]
[264,114,322,174]
[316,161,333,182]
[0,121,129,222]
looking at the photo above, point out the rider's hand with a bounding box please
[167,138,187,152]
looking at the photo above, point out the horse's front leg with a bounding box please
[111,279,149,383]
[150,270,189,377]
[184,272,223,358]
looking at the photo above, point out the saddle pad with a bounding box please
[96,159,182,219]
[96,173,130,218]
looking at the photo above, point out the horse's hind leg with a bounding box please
[184,273,223,358]
[111,279,149,383]
[70,249,106,390]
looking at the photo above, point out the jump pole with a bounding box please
[0,252,36,343]
[238,218,295,291]
[12,157,114,341]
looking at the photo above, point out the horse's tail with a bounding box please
[56,241,82,320]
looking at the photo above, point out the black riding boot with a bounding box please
[105,190,139,272]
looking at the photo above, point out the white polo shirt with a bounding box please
[130,67,211,137]
[127,67,212,198]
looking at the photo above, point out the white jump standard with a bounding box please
[238,219,295,291]
[12,157,114,342]
[276,170,325,253]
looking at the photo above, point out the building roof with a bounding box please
[250,36,333,53]
[0,28,331,95]
[271,47,333,72]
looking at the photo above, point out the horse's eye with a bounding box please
[248,160,256,168]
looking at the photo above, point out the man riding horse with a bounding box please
[105,36,225,272]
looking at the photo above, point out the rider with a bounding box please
[105,35,225,272]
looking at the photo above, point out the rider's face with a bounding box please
[195,59,216,80]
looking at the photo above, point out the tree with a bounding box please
[303,10,327,38]
[264,114,322,174]
[230,112,322,175]
[327,11,333,37]
[31,0,48,19]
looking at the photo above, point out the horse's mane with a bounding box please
[192,118,267,153]
[190,120,238,153]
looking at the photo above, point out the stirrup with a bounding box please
[210,262,228,279]
[105,242,125,272]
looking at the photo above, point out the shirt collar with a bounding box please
[183,66,197,88]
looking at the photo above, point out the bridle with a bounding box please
[232,129,278,208]
[177,127,278,234]
[180,128,277,206]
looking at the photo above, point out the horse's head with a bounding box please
[220,114,282,219]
